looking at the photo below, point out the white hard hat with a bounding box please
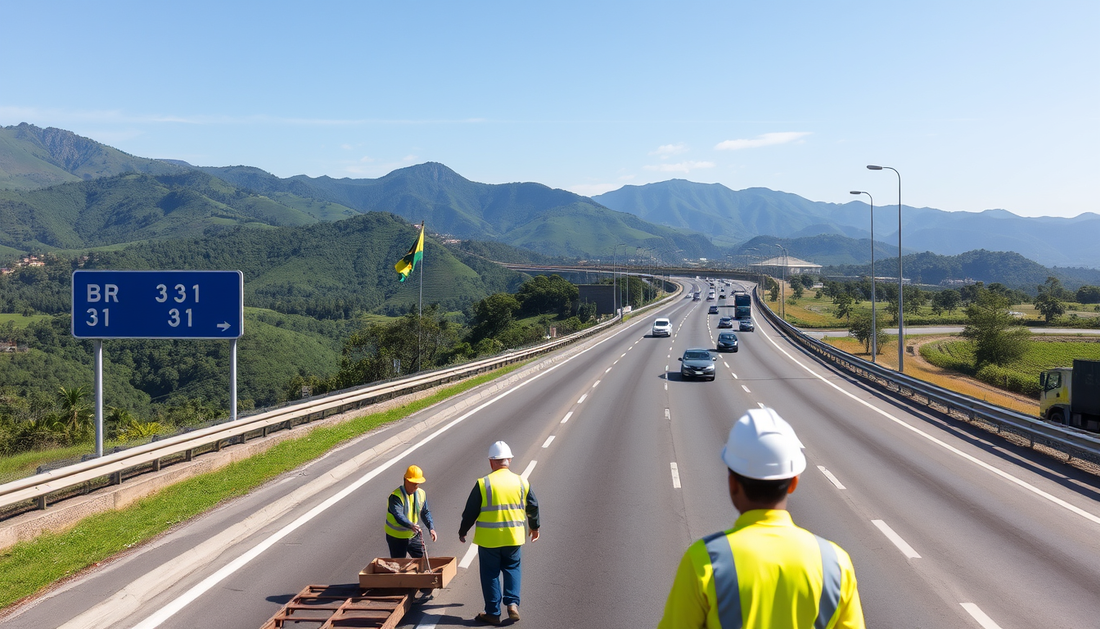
[721,408,806,480]
[488,441,513,460]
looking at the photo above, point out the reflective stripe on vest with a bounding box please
[473,471,528,547]
[384,487,422,539]
[702,532,842,629]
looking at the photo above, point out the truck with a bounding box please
[734,292,751,320]
[1039,359,1100,432]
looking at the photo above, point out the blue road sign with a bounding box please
[72,270,244,339]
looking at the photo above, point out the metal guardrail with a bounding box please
[752,287,1100,466]
[0,283,682,518]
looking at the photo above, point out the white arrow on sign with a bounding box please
[217,322,231,331]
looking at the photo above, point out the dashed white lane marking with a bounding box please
[741,385,751,393]
[818,466,846,489]
[542,436,555,448]
[521,460,537,480]
[758,321,1100,526]
[723,361,729,368]
[872,519,921,559]
[621,353,626,358]
[665,383,668,390]
[605,367,612,373]
[960,603,1003,629]
[592,380,600,388]
[757,402,766,409]
[577,393,587,404]
[614,360,619,365]
[667,354,670,358]
[732,373,738,379]
[670,462,682,488]
[665,409,671,421]
[665,365,669,371]
[561,411,573,424]
[459,543,479,569]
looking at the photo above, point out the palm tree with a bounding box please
[57,385,93,439]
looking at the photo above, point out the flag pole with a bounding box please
[418,221,423,373]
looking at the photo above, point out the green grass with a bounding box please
[0,362,523,610]
[0,313,51,329]
[920,338,1100,397]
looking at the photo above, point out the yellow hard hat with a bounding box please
[404,465,426,483]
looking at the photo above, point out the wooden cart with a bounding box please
[259,557,456,629]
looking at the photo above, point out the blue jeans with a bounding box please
[478,545,522,615]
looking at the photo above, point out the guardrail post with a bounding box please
[111,471,122,485]
[152,458,161,472]
[37,495,47,510]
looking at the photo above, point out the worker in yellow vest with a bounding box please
[459,441,540,625]
[659,408,865,628]
[385,465,436,558]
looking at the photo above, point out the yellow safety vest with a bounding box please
[658,510,865,629]
[473,468,530,548]
[384,486,425,539]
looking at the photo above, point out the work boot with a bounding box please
[475,612,500,625]
[507,604,520,620]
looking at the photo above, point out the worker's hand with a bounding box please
[429,529,437,542]
[459,534,467,544]
[412,524,422,535]
[530,528,540,542]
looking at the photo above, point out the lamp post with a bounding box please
[850,190,877,362]
[867,165,903,372]
[774,243,788,320]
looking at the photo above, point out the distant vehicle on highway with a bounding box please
[717,317,734,328]
[716,332,739,352]
[692,291,701,301]
[739,318,755,332]
[651,318,672,337]
[719,293,726,299]
[678,348,717,381]
[708,305,719,315]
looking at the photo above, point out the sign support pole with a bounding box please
[230,339,238,422]
[94,340,104,458]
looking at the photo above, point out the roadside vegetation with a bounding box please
[0,364,522,611]
[1,261,663,476]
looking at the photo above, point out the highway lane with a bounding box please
[4,278,1100,628]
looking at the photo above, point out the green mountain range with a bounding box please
[594,180,1100,269]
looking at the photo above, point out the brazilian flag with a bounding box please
[394,223,424,282]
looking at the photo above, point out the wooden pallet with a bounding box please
[259,584,413,629]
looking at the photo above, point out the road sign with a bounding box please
[72,270,244,339]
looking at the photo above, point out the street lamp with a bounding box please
[774,243,788,320]
[867,165,903,372]
[850,190,877,362]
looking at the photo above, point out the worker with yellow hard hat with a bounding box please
[384,464,437,558]
[659,408,865,628]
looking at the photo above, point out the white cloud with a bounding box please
[649,143,688,158]
[643,161,715,173]
[714,132,811,151]
[569,183,623,197]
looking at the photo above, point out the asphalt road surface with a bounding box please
[3,279,1099,628]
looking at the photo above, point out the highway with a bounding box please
[3,279,1100,628]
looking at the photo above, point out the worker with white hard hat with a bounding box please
[384,464,436,559]
[459,441,541,625]
[659,408,865,628]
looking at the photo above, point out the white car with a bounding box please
[651,318,672,337]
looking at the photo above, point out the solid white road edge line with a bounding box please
[758,322,1100,526]
[871,519,921,559]
[670,462,682,489]
[817,466,846,490]
[80,315,629,629]
[960,603,1003,629]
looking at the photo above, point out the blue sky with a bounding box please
[3,1,1097,217]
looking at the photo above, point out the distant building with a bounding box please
[749,256,823,276]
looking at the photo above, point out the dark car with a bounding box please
[717,332,739,352]
[717,316,734,328]
[708,305,719,315]
[678,348,717,381]
[739,318,755,332]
